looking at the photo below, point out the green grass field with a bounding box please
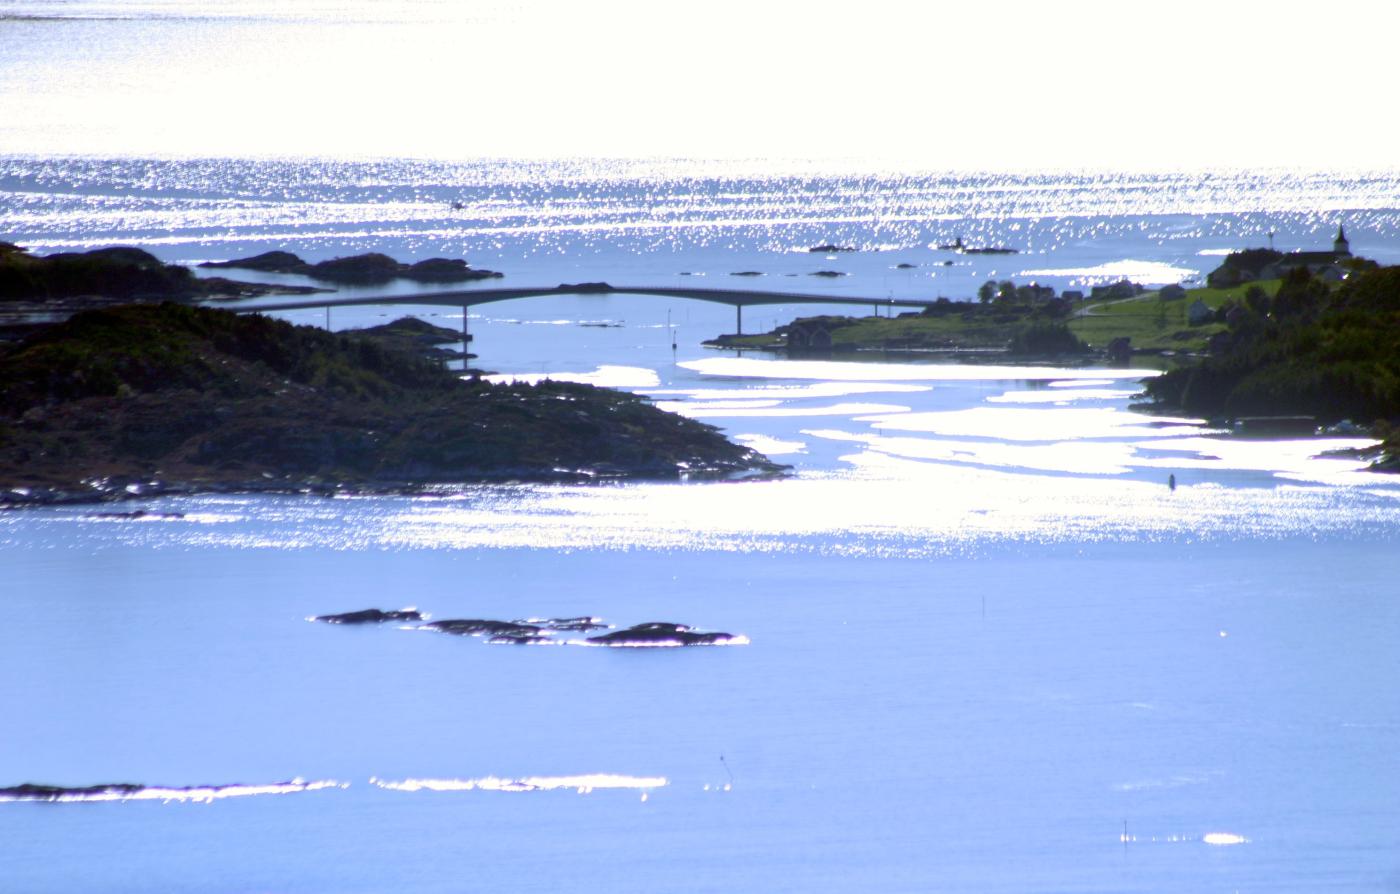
[712,280,1286,355]
[1067,281,1280,351]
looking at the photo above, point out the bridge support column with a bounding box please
[736,305,742,335]
[462,306,470,358]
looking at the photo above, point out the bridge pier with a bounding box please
[736,304,742,335]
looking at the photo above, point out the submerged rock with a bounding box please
[403,615,742,647]
[314,608,424,624]
[527,616,607,631]
[84,509,185,520]
[488,632,557,645]
[422,619,542,638]
[0,780,341,802]
[0,783,144,801]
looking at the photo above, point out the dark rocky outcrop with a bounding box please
[403,258,498,283]
[319,612,744,648]
[808,244,856,253]
[200,251,306,274]
[0,780,333,801]
[557,282,613,293]
[586,622,742,647]
[314,608,424,624]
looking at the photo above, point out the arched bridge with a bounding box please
[235,282,937,342]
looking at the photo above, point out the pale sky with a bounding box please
[1,0,1397,169]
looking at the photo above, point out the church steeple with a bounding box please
[1334,224,1351,257]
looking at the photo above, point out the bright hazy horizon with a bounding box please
[1,0,1399,169]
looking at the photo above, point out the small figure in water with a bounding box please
[1168,473,1177,491]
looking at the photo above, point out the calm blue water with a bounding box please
[5,8,1400,888]
[4,305,1400,893]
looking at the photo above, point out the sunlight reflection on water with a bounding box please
[8,458,1397,558]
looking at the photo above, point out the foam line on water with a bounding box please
[371,774,667,793]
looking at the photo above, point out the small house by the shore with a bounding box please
[1187,298,1213,326]
[1106,336,1132,363]
[786,319,835,350]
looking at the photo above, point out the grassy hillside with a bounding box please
[1143,267,1400,423]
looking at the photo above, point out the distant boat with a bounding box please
[936,235,1017,254]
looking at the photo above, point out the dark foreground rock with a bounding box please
[0,303,783,504]
[313,608,424,624]
[352,316,472,361]
[201,251,503,284]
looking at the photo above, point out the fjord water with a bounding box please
[5,11,1400,883]
[4,291,1400,893]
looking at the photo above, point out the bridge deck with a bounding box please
[232,284,937,315]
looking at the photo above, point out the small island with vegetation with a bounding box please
[199,251,502,284]
[0,303,782,505]
[0,242,320,310]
